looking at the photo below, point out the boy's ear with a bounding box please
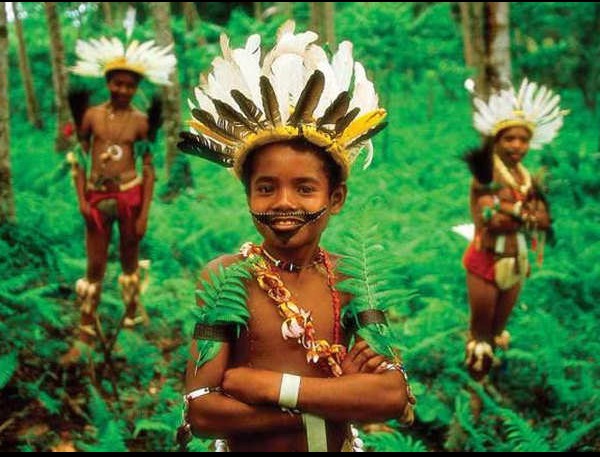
[330,183,347,215]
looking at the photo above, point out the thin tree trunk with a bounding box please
[282,2,293,19]
[310,3,322,41]
[323,2,336,49]
[151,2,189,189]
[12,2,43,129]
[460,2,510,98]
[44,2,73,152]
[485,2,511,90]
[182,2,205,91]
[0,2,16,224]
[459,2,475,67]
[182,2,199,30]
[254,2,263,22]
[101,2,113,27]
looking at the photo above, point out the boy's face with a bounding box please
[107,70,140,108]
[496,126,531,167]
[247,142,346,248]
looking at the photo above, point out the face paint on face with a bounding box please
[250,207,328,242]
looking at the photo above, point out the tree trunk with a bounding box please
[459,2,476,67]
[281,2,293,19]
[323,2,336,49]
[460,2,511,98]
[309,3,322,41]
[182,2,205,91]
[485,2,511,90]
[0,2,16,224]
[151,2,191,192]
[254,2,263,22]
[101,2,113,27]
[182,2,199,30]
[12,2,43,129]
[44,2,73,152]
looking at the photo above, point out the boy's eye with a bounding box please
[256,184,274,194]
[298,185,315,194]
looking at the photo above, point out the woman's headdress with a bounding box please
[71,37,177,86]
[178,21,387,179]
[468,78,568,149]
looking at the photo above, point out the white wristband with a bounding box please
[278,373,301,409]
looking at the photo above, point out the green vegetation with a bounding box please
[1,2,598,452]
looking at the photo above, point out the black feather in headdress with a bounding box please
[462,137,494,185]
[288,70,325,126]
[68,89,92,131]
[177,131,233,168]
[317,91,350,128]
[260,76,282,127]
[146,95,163,142]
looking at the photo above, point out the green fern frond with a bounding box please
[133,419,173,438]
[363,429,428,452]
[554,417,600,451]
[79,420,128,452]
[88,385,113,431]
[336,225,414,360]
[191,259,253,367]
[0,351,18,389]
[502,409,551,452]
[451,391,490,452]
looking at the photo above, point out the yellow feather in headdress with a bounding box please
[337,109,387,146]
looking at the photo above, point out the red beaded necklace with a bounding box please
[241,242,346,377]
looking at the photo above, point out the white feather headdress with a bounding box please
[469,78,568,149]
[178,21,387,179]
[71,37,177,86]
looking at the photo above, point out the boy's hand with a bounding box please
[136,214,148,238]
[342,340,388,375]
[79,201,91,220]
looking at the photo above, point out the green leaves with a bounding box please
[337,224,414,359]
[0,351,17,389]
[191,259,253,368]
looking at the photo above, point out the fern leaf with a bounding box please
[0,351,18,389]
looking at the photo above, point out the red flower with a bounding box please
[62,122,75,138]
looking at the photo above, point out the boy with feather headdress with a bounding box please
[176,21,415,452]
[60,23,176,365]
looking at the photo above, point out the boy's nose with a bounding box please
[273,189,296,210]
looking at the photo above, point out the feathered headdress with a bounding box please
[71,37,177,86]
[468,78,568,149]
[178,21,387,179]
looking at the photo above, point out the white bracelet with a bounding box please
[184,386,221,404]
[278,373,301,409]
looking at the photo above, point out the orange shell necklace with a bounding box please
[240,242,346,377]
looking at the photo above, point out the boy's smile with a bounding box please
[246,142,345,248]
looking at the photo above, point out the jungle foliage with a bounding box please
[0,1,598,452]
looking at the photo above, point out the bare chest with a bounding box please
[235,273,343,375]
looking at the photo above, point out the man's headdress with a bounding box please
[468,78,568,149]
[71,37,177,86]
[178,21,387,179]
